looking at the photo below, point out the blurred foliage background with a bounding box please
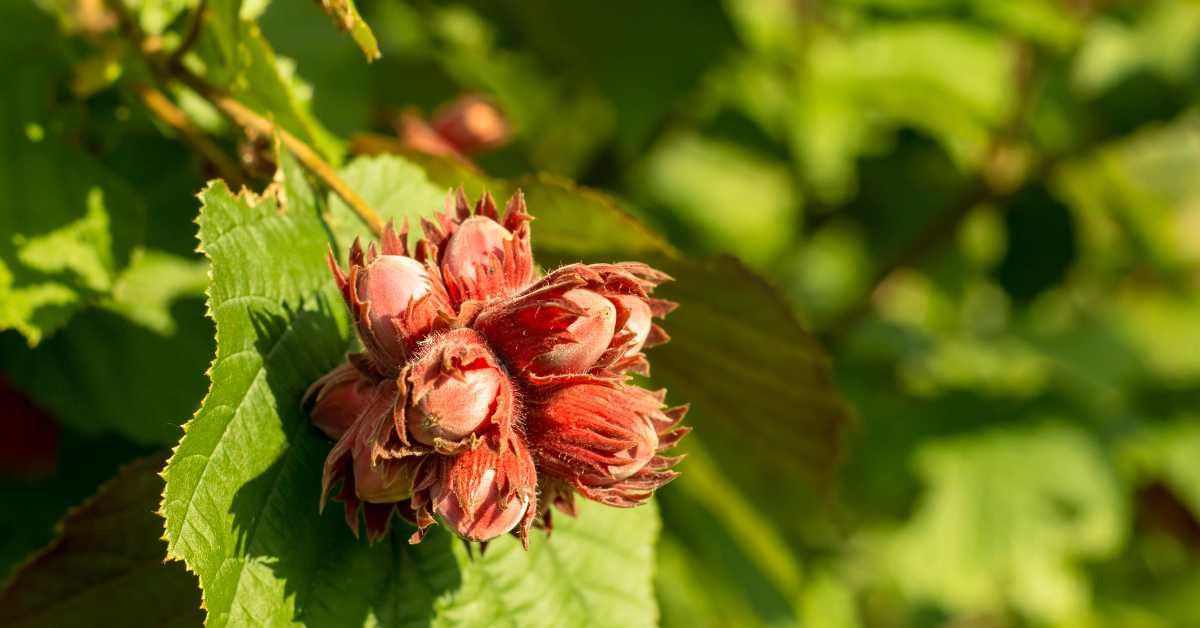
[4,0,1200,626]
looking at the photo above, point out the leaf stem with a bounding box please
[167,0,207,67]
[172,68,386,236]
[133,82,246,189]
[102,0,386,237]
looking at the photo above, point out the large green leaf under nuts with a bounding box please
[159,148,659,627]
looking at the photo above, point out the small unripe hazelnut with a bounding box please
[307,363,382,440]
[430,96,511,154]
[353,453,419,504]
[358,255,440,362]
[405,329,515,448]
[610,295,653,358]
[432,438,536,542]
[442,216,513,287]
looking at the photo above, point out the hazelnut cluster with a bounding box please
[306,191,688,546]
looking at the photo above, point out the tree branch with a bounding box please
[172,68,385,236]
[167,0,207,67]
[103,0,386,237]
[133,82,246,189]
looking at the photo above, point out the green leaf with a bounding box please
[256,0,372,137]
[1073,1,1200,95]
[0,250,212,446]
[0,453,203,628]
[0,3,144,344]
[656,533,766,627]
[655,445,806,626]
[0,288,213,446]
[416,5,617,176]
[649,255,849,541]
[796,21,1013,201]
[1058,111,1200,275]
[314,0,380,62]
[325,154,447,252]
[517,174,674,262]
[102,250,210,336]
[195,0,342,161]
[159,148,354,626]
[124,0,197,34]
[0,190,126,344]
[484,0,738,157]
[162,150,660,626]
[633,132,800,267]
[886,423,1126,622]
[433,501,659,627]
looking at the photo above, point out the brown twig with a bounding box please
[171,68,385,235]
[167,0,207,67]
[133,82,246,189]
[103,0,385,236]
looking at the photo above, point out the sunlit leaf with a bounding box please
[887,423,1125,622]
[324,154,445,252]
[314,0,380,62]
[195,0,342,160]
[160,148,659,626]
[0,4,144,344]
[634,132,800,267]
[1125,418,1200,520]
[796,21,1013,201]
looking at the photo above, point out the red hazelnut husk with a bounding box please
[418,189,533,308]
[474,262,674,381]
[304,362,385,440]
[402,328,517,451]
[354,453,423,504]
[527,382,688,510]
[431,435,538,545]
[320,405,439,542]
[328,225,454,371]
[310,190,688,547]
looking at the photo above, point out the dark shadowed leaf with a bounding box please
[0,253,212,445]
[0,430,147,581]
[996,182,1077,302]
[0,453,203,628]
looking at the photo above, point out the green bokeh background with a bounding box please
[4,0,1200,626]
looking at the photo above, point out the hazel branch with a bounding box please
[167,0,207,67]
[172,68,386,236]
[133,82,246,189]
[103,0,386,237]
